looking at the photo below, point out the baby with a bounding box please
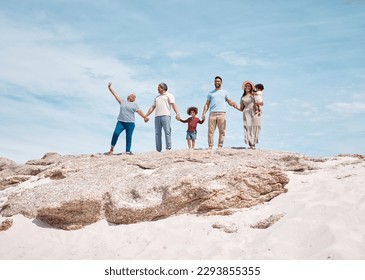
[254,83,264,115]
[179,106,205,149]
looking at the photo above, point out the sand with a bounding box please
[1,155,364,260]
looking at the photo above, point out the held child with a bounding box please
[254,83,264,116]
[179,106,205,149]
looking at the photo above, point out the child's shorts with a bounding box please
[186,131,197,140]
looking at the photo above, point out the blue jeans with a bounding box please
[155,116,171,152]
[111,121,135,152]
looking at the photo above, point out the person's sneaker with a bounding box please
[125,151,134,155]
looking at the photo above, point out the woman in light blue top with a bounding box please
[107,82,147,155]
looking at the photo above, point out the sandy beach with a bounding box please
[1,151,364,260]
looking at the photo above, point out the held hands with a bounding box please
[233,103,242,111]
[175,114,180,121]
[108,82,112,89]
[144,116,149,123]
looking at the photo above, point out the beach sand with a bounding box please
[1,155,364,260]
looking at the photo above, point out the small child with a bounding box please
[179,106,205,149]
[254,83,264,116]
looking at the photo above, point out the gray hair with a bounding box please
[158,82,168,91]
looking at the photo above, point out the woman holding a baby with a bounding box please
[235,80,264,150]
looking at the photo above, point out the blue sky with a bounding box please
[1,0,365,163]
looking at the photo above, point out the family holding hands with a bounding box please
[107,76,264,155]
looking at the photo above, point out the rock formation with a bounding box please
[0,219,13,231]
[0,148,321,230]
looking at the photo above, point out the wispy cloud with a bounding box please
[352,92,365,101]
[216,51,266,67]
[217,51,249,66]
[327,102,365,113]
[0,14,152,97]
[166,50,191,60]
[327,92,365,114]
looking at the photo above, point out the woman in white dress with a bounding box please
[235,80,263,149]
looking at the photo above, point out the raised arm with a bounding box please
[108,82,122,104]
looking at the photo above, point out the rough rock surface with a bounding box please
[0,219,13,231]
[0,148,323,230]
[250,213,285,229]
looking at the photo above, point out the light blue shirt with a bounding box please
[117,100,140,123]
[207,89,230,113]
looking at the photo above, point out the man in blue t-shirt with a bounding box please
[202,76,237,149]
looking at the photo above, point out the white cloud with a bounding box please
[216,51,267,67]
[166,50,191,59]
[352,92,365,101]
[0,15,152,98]
[326,91,365,114]
[217,51,249,66]
[327,102,365,113]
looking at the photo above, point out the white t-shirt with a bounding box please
[254,90,263,103]
[154,92,175,117]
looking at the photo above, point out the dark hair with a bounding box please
[255,83,264,91]
[214,76,222,82]
[242,83,254,98]
[187,106,198,115]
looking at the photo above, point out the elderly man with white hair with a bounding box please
[145,82,180,152]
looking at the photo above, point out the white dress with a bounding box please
[241,94,262,146]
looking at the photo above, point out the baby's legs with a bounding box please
[255,103,262,115]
